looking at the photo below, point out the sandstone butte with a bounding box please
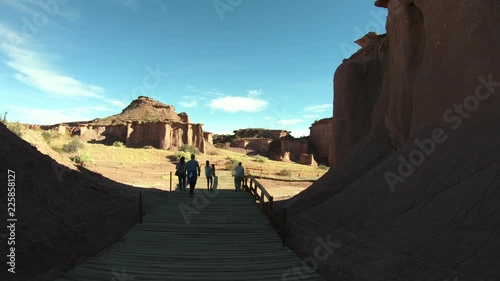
[42,96,214,153]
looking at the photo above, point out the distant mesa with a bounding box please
[42,96,213,153]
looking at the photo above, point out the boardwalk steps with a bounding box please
[57,176,324,281]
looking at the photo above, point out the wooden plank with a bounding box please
[56,172,324,281]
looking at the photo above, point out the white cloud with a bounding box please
[290,129,310,138]
[5,104,113,125]
[0,26,105,99]
[304,104,332,113]
[186,85,197,93]
[106,99,126,107]
[0,24,26,45]
[304,114,320,119]
[247,89,263,97]
[0,0,79,27]
[205,90,224,97]
[277,119,303,125]
[179,100,198,108]
[209,96,268,113]
[264,116,273,120]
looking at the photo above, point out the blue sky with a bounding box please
[0,0,387,137]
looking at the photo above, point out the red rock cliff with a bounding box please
[283,1,500,279]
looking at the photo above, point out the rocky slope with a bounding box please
[280,1,500,280]
[90,96,185,125]
[0,123,164,281]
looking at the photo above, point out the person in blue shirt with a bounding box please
[233,162,245,191]
[185,154,201,196]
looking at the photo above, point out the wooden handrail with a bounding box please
[243,175,274,223]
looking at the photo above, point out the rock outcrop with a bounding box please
[299,153,318,166]
[332,34,389,167]
[279,138,310,162]
[309,117,334,165]
[42,96,213,152]
[233,128,290,139]
[220,129,317,165]
[281,0,500,280]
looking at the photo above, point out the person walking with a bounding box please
[186,154,201,197]
[175,156,187,191]
[205,160,213,191]
[212,164,218,190]
[233,162,245,191]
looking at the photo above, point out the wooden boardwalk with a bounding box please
[57,173,324,281]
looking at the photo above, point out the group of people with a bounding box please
[175,154,245,196]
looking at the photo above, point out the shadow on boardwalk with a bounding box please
[56,185,324,281]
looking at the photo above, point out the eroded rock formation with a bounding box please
[281,1,500,279]
[215,128,320,166]
[309,117,334,165]
[43,96,212,152]
[233,128,290,139]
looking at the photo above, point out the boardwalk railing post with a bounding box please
[269,196,273,225]
[282,208,287,247]
[170,171,172,192]
[139,191,143,224]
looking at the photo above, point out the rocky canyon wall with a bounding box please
[332,0,500,168]
[50,121,210,152]
[309,117,334,165]
[283,1,500,279]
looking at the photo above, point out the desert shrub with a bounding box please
[41,130,62,143]
[318,164,329,170]
[174,151,190,161]
[207,150,219,156]
[225,157,239,171]
[113,141,125,147]
[51,145,63,154]
[278,169,292,177]
[179,144,200,155]
[41,131,52,143]
[253,154,267,163]
[1,111,7,124]
[62,138,85,153]
[70,152,94,165]
[6,122,24,137]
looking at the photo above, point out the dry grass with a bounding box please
[24,128,327,185]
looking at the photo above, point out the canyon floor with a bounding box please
[21,126,322,199]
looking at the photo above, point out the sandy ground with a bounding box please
[254,178,312,200]
[86,163,313,199]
